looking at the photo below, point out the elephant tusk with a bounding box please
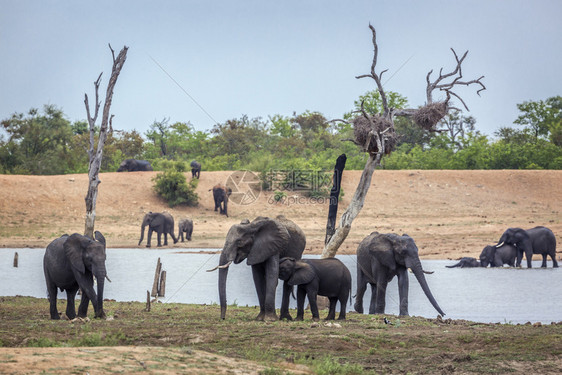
[207,260,232,272]
[495,241,504,248]
[106,275,112,283]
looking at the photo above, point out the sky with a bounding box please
[1,0,561,137]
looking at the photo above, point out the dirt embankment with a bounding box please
[0,170,560,260]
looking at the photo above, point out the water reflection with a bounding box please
[1,248,560,324]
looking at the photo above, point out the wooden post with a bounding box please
[158,271,166,297]
[151,258,162,297]
[325,154,347,245]
[13,252,18,267]
[145,290,151,312]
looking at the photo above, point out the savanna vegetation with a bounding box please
[1,93,561,176]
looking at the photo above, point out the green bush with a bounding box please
[153,169,199,207]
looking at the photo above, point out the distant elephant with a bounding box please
[138,212,178,247]
[278,257,351,321]
[446,257,480,268]
[210,184,232,217]
[479,244,517,267]
[208,215,306,321]
[178,218,193,242]
[43,232,108,320]
[496,226,557,268]
[354,232,445,317]
[190,161,201,179]
[117,159,153,172]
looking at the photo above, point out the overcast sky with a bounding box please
[1,0,561,137]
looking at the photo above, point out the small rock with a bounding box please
[310,322,320,328]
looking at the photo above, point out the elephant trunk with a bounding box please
[93,267,106,319]
[410,258,445,316]
[139,223,146,246]
[218,252,231,320]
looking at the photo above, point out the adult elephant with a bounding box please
[354,232,445,317]
[479,244,517,267]
[43,232,109,320]
[496,226,558,268]
[178,218,193,242]
[210,184,232,217]
[190,161,201,179]
[138,212,178,247]
[208,215,306,321]
[117,159,153,172]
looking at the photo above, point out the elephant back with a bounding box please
[275,215,306,259]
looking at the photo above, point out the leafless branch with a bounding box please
[425,48,486,111]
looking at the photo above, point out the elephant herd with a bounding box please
[43,214,557,321]
[447,226,558,269]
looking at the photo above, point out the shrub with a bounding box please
[153,169,199,207]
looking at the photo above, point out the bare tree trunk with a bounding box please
[324,154,347,245]
[83,45,128,238]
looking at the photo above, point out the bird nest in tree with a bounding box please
[413,101,448,130]
[353,115,397,155]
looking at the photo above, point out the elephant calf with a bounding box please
[279,257,351,321]
[178,218,193,242]
[446,257,480,268]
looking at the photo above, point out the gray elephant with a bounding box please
[138,212,178,247]
[278,257,351,321]
[43,232,108,320]
[354,232,445,317]
[117,159,153,172]
[446,257,480,268]
[210,184,232,217]
[208,215,306,321]
[479,244,517,267]
[190,161,201,179]
[496,226,557,268]
[178,218,193,242]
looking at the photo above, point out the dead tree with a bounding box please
[321,25,485,258]
[84,44,128,238]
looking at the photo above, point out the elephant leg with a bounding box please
[180,232,184,242]
[77,291,90,318]
[65,286,79,320]
[337,294,347,320]
[307,289,320,322]
[354,269,367,313]
[296,287,306,321]
[263,255,280,321]
[170,231,178,244]
[368,283,377,314]
[77,275,96,318]
[397,268,409,316]
[146,228,153,248]
[550,252,559,268]
[46,281,60,320]
[541,254,548,268]
[279,281,294,320]
[374,277,388,314]
[325,297,337,320]
[251,264,266,320]
[163,233,168,246]
[525,251,533,268]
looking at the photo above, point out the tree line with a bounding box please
[1,92,560,175]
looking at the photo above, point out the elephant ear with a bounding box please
[94,231,106,248]
[246,218,290,266]
[63,233,90,274]
[288,261,316,286]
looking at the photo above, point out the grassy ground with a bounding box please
[0,297,561,374]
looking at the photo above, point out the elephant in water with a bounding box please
[446,257,480,268]
[354,232,445,317]
[178,218,193,242]
[139,212,178,247]
[117,159,153,172]
[479,244,517,267]
[278,257,351,321]
[208,215,306,321]
[43,232,109,320]
[495,226,557,268]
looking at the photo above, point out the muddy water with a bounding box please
[1,248,560,324]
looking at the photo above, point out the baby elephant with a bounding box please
[446,257,480,268]
[178,218,193,242]
[279,257,351,321]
